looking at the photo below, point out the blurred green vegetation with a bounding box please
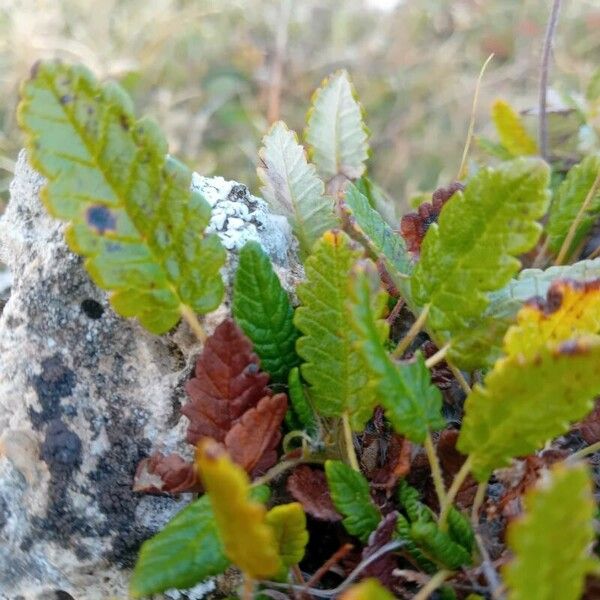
[1,0,600,213]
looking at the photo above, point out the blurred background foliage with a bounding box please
[1,0,600,214]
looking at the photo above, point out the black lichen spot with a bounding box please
[80,298,104,319]
[40,419,82,476]
[0,495,9,531]
[86,205,116,234]
[29,355,76,430]
[229,183,249,202]
[54,591,75,600]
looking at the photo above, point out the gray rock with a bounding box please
[0,151,299,599]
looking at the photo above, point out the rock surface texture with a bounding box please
[0,151,299,599]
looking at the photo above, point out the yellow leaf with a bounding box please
[265,502,309,568]
[492,99,538,156]
[504,279,600,359]
[340,579,395,600]
[195,439,282,579]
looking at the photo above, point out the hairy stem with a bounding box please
[567,440,600,463]
[555,168,600,265]
[471,482,487,527]
[475,532,505,600]
[242,575,255,600]
[448,362,471,395]
[179,305,207,342]
[413,570,452,600]
[392,303,430,359]
[342,412,360,471]
[439,455,474,530]
[425,343,451,368]
[425,431,447,507]
[457,53,495,180]
[252,456,324,487]
[538,0,562,160]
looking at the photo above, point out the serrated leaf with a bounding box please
[488,257,600,322]
[396,480,435,524]
[265,502,309,568]
[410,521,472,569]
[294,231,382,429]
[257,121,338,257]
[504,279,600,359]
[355,176,397,226]
[350,261,444,443]
[196,439,282,579]
[305,70,369,182]
[504,463,599,600]
[341,184,413,300]
[287,465,341,522]
[233,241,300,382]
[18,61,225,334]
[411,158,550,369]
[459,335,600,482]
[447,508,474,554]
[546,154,600,259]
[394,513,437,573]
[285,367,318,436]
[491,99,538,156]
[325,460,380,543]
[340,579,395,600]
[130,494,229,597]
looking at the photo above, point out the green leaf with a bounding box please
[394,513,437,573]
[18,61,225,334]
[458,335,600,481]
[397,480,435,524]
[130,495,229,597]
[504,463,599,600]
[546,154,600,259]
[410,521,472,570]
[491,99,538,156]
[340,579,395,600]
[233,241,300,382]
[341,184,413,300]
[265,502,309,568]
[447,508,475,554]
[586,68,600,102]
[285,366,318,436]
[354,176,397,226]
[257,121,338,257]
[411,158,550,369]
[350,261,444,443]
[325,460,380,542]
[294,231,382,429]
[305,70,369,181]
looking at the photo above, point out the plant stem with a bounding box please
[342,412,360,472]
[413,570,451,600]
[555,168,600,265]
[392,304,431,359]
[252,456,324,487]
[448,362,471,395]
[179,304,207,342]
[587,244,600,260]
[242,575,255,600]
[532,236,550,268]
[439,455,474,530]
[425,343,451,368]
[471,482,486,527]
[567,440,600,463]
[456,53,495,180]
[424,431,447,507]
[538,0,562,160]
[475,532,505,600]
[303,543,354,589]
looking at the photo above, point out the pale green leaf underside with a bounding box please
[546,153,600,258]
[325,460,380,543]
[412,158,550,368]
[294,231,379,429]
[233,241,300,383]
[504,464,598,600]
[342,184,413,302]
[130,495,229,597]
[305,70,369,181]
[257,120,338,257]
[18,62,225,334]
[458,336,600,481]
[350,262,444,443]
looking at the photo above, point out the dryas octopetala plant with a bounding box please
[17,60,600,600]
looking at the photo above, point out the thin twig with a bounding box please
[538,0,562,160]
[475,532,505,600]
[252,456,324,487]
[457,53,495,180]
[555,168,600,265]
[392,304,431,359]
[266,0,292,123]
[303,543,354,589]
[342,412,360,471]
[425,431,447,507]
[532,236,550,268]
[439,455,473,530]
[260,541,405,598]
[242,575,255,600]
[425,343,451,368]
[179,304,207,342]
[587,244,600,261]
[413,570,452,600]
[387,297,405,324]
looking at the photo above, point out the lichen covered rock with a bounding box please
[0,151,299,599]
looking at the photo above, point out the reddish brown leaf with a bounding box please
[368,435,412,491]
[361,511,398,589]
[132,452,202,494]
[287,465,342,522]
[578,398,600,444]
[420,341,453,390]
[437,429,478,509]
[400,182,463,256]
[225,393,287,475]
[182,318,270,444]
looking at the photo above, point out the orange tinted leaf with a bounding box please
[133,452,202,494]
